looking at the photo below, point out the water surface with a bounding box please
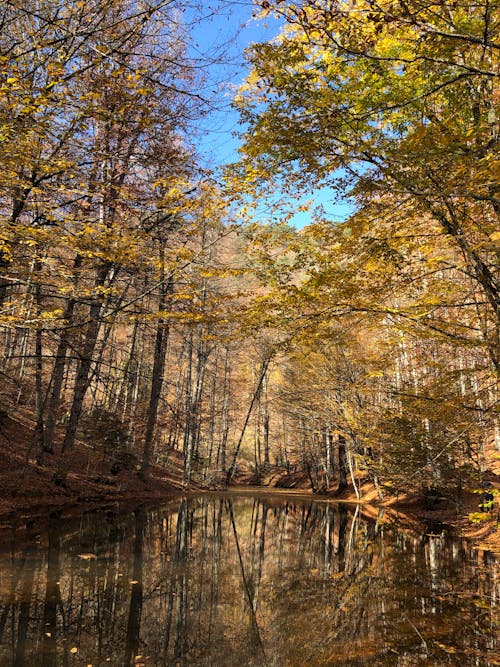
[0,493,498,666]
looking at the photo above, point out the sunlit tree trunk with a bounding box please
[217,347,231,472]
[262,372,270,466]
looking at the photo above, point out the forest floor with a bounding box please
[0,404,499,554]
[0,409,199,531]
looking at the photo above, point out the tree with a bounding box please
[0,0,247,487]
[233,0,499,358]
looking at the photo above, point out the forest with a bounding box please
[0,0,498,525]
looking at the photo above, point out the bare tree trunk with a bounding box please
[327,426,334,477]
[60,261,112,455]
[217,348,231,472]
[183,306,209,481]
[44,254,83,452]
[129,320,147,434]
[141,264,173,480]
[182,330,194,482]
[33,256,46,463]
[262,371,270,466]
[189,333,208,465]
[206,353,218,477]
[254,372,262,476]
[115,318,139,417]
[338,434,348,494]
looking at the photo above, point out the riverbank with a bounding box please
[0,410,196,520]
[343,480,500,555]
[1,410,499,553]
[206,482,500,555]
[231,465,500,554]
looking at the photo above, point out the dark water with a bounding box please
[0,493,498,666]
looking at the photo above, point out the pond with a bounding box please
[0,492,498,666]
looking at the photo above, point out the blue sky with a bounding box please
[185,1,354,228]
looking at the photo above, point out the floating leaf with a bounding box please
[435,642,457,654]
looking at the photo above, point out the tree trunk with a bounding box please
[225,355,272,486]
[60,261,112,455]
[262,372,270,466]
[33,255,45,463]
[217,348,231,472]
[141,265,173,479]
[44,254,83,452]
[338,434,348,494]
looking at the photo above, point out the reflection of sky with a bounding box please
[185,1,354,229]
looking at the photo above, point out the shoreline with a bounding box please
[0,477,498,555]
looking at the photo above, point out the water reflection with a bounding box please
[0,495,498,666]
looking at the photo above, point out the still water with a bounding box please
[0,493,498,666]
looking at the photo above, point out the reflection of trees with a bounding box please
[42,512,62,667]
[164,498,190,662]
[14,523,38,667]
[262,503,498,666]
[248,500,268,610]
[0,525,34,652]
[226,500,267,663]
[124,507,145,667]
[207,499,223,648]
[0,497,497,665]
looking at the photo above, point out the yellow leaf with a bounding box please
[435,642,457,653]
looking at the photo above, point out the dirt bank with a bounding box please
[345,480,500,555]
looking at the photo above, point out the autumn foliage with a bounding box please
[0,0,498,502]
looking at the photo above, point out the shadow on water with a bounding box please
[0,493,497,666]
